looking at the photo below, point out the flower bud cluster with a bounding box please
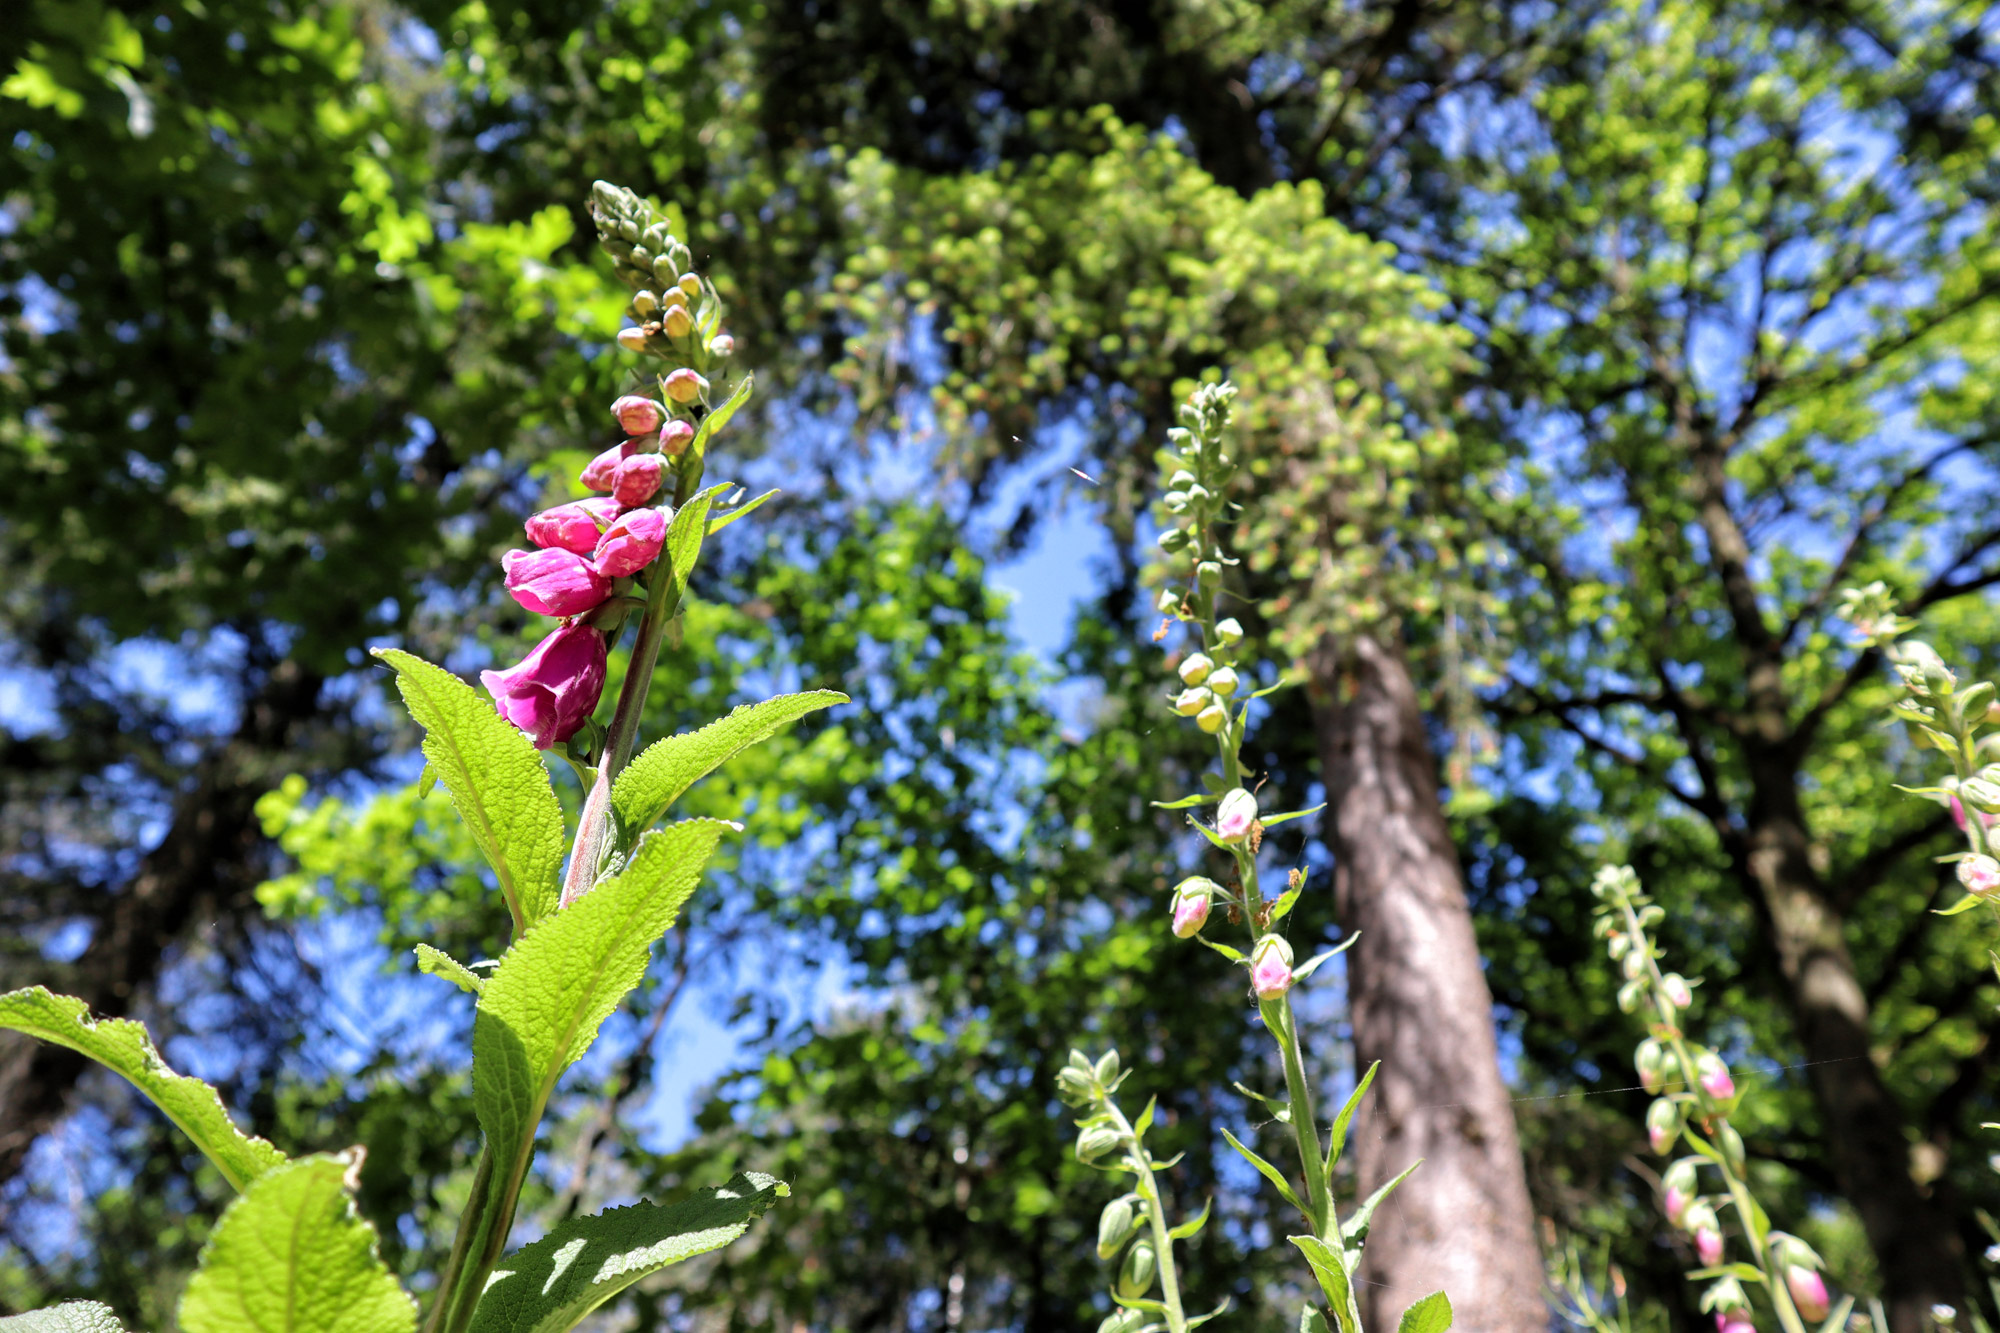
[1153,383,1245,738]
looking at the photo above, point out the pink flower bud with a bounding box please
[1951,795,1969,832]
[611,453,665,506]
[1716,1309,1755,1333]
[1664,1184,1691,1225]
[581,440,640,491]
[1636,1038,1667,1094]
[1250,935,1293,999]
[480,622,608,750]
[1958,854,2000,896]
[1662,1160,1697,1222]
[525,498,622,555]
[709,333,734,356]
[502,547,612,618]
[592,506,668,578]
[1696,1052,1736,1102]
[1787,1266,1830,1322]
[664,367,709,404]
[659,418,695,456]
[1171,877,1216,939]
[611,395,663,435]
[1646,1098,1679,1154]
[616,327,648,351]
[1215,788,1257,844]
[1661,972,1694,1009]
[662,305,693,338]
[1696,1226,1723,1266]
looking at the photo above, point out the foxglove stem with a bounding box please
[1101,1096,1189,1333]
[421,1144,496,1333]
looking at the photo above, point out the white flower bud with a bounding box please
[1215,618,1243,645]
[1178,653,1213,686]
[1206,667,1239,696]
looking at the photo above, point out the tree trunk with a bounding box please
[0,659,323,1192]
[1310,630,1546,1333]
[1743,767,1967,1333]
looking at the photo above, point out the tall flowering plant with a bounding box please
[0,183,843,1333]
[1058,384,1445,1333]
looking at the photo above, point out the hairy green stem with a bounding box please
[421,1145,496,1333]
[1103,1097,1189,1333]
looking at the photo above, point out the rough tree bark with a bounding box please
[1310,629,1546,1333]
[0,659,324,1192]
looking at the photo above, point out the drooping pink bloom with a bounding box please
[502,547,612,618]
[593,506,669,578]
[525,498,622,556]
[659,418,695,456]
[581,440,641,491]
[1250,935,1293,999]
[611,453,664,506]
[1958,854,2000,897]
[611,395,663,435]
[480,622,608,750]
[1215,788,1257,844]
[1696,1226,1723,1266]
[1787,1266,1830,1323]
[1170,878,1214,939]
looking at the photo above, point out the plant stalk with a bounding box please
[1103,1097,1189,1333]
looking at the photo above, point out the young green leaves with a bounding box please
[611,690,848,837]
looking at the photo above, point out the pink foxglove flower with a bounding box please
[1171,877,1215,939]
[659,418,695,456]
[581,440,641,491]
[1787,1266,1830,1322]
[1249,935,1293,999]
[1215,788,1257,844]
[611,453,664,506]
[1958,854,2000,896]
[1695,1052,1736,1102]
[502,547,612,618]
[611,395,663,435]
[525,498,622,556]
[480,622,608,750]
[593,506,668,578]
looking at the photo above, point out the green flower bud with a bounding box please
[1196,702,1228,734]
[1156,589,1180,615]
[616,328,649,352]
[1185,483,1210,504]
[1215,618,1243,645]
[641,221,669,250]
[1162,490,1190,513]
[1098,1312,1144,1333]
[1167,469,1195,488]
[632,290,660,317]
[1196,561,1222,587]
[1076,1125,1121,1164]
[1206,667,1239,697]
[1716,1119,1746,1175]
[1056,1066,1095,1107]
[1094,1049,1121,1084]
[1117,1241,1157,1298]
[1178,653,1213,686]
[1096,1198,1137,1258]
[679,272,702,299]
[1174,687,1211,717]
[652,254,679,287]
[1158,528,1189,553]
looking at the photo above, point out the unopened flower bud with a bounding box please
[659,418,696,457]
[1959,855,2000,897]
[663,305,694,339]
[1646,1098,1680,1154]
[1681,1200,1718,1237]
[1216,788,1257,843]
[502,547,612,618]
[1695,1051,1736,1103]
[1250,935,1294,999]
[1206,667,1239,696]
[664,367,708,404]
[1179,653,1213,686]
[480,622,608,750]
[651,255,677,287]
[709,333,734,356]
[526,498,622,556]
[1715,1307,1755,1333]
[1055,1066,1095,1107]
[1076,1125,1120,1164]
[1787,1266,1830,1322]
[1156,588,1179,615]
[1196,703,1228,734]
[1117,1241,1157,1298]
[1094,1049,1121,1084]
[1215,618,1243,645]
[1959,777,2000,814]
[1171,877,1216,938]
[1696,1226,1724,1267]
[1716,1119,1746,1175]
[616,327,649,352]
[1097,1198,1136,1259]
[581,440,641,491]
[611,454,665,506]
[1097,1312,1143,1333]
[593,506,669,578]
[1196,560,1222,587]
[1661,973,1694,1009]
[1173,688,1209,717]
[1636,1039,1668,1094]
[1663,1159,1698,1223]
[631,290,660,317]
[1157,528,1189,553]
[611,395,663,434]
[1167,469,1195,488]
[678,272,702,298]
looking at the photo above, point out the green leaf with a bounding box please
[1935,893,1987,916]
[612,691,847,838]
[1298,1307,1332,1333]
[1269,880,1304,923]
[1291,935,1359,984]
[414,943,484,994]
[0,1303,133,1332]
[1396,1291,1452,1333]
[1686,1263,1768,1283]
[1133,1095,1157,1137]
[472,819,733,1232]
[704,487,780,536]
[371,649,567,929]
[469,1172,789,1333]
[657,484,731,615]
[1259,804,1327,828]
[1339,1158,1421,1249]
[0,987,285,1192]
[1166,1197,1212,1240]
[1184,1299,1231,1330]
[1150,792,1217,810]
[179,1152,415,1333]
[688,374,753,466]
[1220,1126,1306,1216]
[1323,1062,1378,1178]
[1197,937,1245,963]
[1289,1236,1360,1333]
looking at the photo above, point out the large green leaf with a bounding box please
[0,1303,132,1332]
[471,818,732,1227]
[657,483,729,614]
[1396,1291,1452,1333]
[372,649,567,928]
[611,690,847,837]
[178,1152,415,1333]
[469,1172,788,1333]
[1289,1236,1360,1333]
[0,987,285,1192]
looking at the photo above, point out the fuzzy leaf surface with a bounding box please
[372,649,566,928]
[612,691,846,837]
[0,1304,132,1332]
[1396,1291,1452,1333]
[179,1152,415,1333]
[0,987,285,1192]
[469,1172,788,1333]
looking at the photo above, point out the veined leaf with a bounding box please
[687,374,753,466]
[612,691,846,838]
[0,987,285,1192]
[372,649,567,929]
[469,1172,788,1333]
[1289,1236,1360,1333]
[1396,1290,1452,1333]
[472,819,733,1238]
[1323,1062,1378,1178]
[1339,1158,1421,1249]
[414,943,484,995]
[179,1151,415,1333]
[1220,1126,1306,1216]
[657,484,730,614]
[0,1303,132,1332]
